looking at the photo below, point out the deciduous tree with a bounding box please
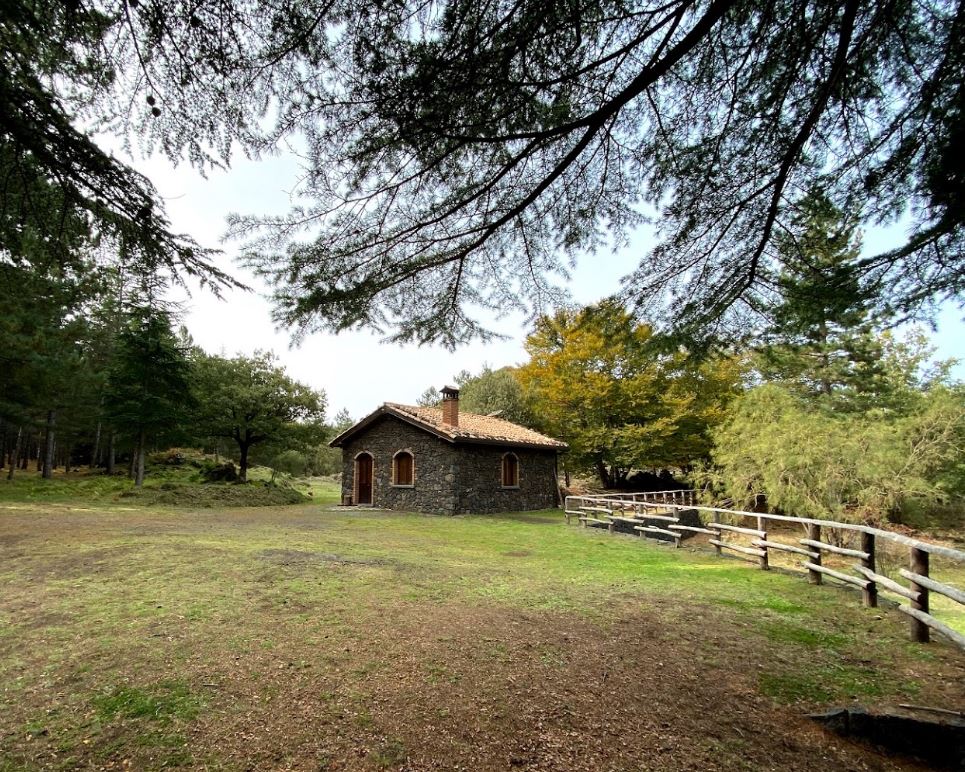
[519,303,742,487]
[457,367,537,427]
[192,352,326,482]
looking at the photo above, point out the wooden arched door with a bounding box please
[355,453,373,505]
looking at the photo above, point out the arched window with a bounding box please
[393,450,414,486]
[501,453,519,488]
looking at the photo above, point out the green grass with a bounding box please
[92,681,202,724]
[0,466,341,508]
[0,497,962,769]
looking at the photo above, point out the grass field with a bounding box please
[1,480,963,770]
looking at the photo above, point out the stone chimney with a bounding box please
[441,385,460,427]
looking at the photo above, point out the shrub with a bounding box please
[698,384,965,524]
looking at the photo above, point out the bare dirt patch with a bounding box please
[179,602,941,771]
[256,548,395,567]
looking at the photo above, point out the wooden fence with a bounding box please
[564,491,965,651]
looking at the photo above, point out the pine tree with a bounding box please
[755,190,889,410]
[105,307,193,486]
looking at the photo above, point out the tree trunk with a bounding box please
[22,432,31,470]
[595,458,611,489]
[818,321,833,396]
[239,441,250,482]
[42,410,56,479]
[106,431,115,475]
[90,420,102,469]
[7,426,21,481]
[134,429,146,487]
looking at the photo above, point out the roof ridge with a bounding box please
[332,402,566,449]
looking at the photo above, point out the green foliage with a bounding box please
[702,382,965,523]
[417,387,441,407]
[0,3,235,293]
[703,194,965,526]
[191,351,326,481]
[3,2,963,347]
[309,444,343,477]
[331,408,354,432]
[224,0,965,345]
[105,307,194,484]
[519,302,742,486]
[271,450,309,477]
[753,189,886,405]
[456,366,536,426]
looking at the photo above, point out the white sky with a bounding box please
[131,150,965,421]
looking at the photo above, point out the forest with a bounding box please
[2,1,963,526]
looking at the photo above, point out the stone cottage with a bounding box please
[330,387,567,514]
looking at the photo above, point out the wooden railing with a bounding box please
[577,488,698,507]
[564,492,965,651]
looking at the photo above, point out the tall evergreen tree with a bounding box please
[2,1,963,346]
[753,190,890,410]
[105,307,193,486]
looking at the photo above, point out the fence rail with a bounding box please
[564,491,965,651]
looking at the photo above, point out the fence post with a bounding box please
[757,516,769,570]
[712,512,721,557]
[807,523,822,585]
[861,532,877,608]
[909,547,930,643]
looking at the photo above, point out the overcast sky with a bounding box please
[131,149,965,421]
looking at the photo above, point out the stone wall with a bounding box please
[340,416,459,514]
[454,444,559,514]
[339,415,560,515]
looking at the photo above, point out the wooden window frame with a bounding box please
[501,452,520,489]
[391,449,415,488]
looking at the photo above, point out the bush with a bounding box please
[148,448,211,467]
[309,444,342,476]
[120,482,307,508]
[699,384,965,524]
[201,462,238,483]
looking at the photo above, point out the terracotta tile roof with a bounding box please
[381,402,568,449]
